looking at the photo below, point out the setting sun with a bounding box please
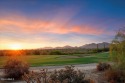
[9,44,22,50]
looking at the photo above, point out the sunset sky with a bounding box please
[0,0,125,49]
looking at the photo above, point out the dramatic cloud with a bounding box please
[0,16,106,35]
[0,0,125,50]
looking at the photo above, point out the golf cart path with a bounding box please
[29,63,97,72]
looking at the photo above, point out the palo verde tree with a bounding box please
[110,28,125,69]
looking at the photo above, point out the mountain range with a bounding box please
[42,42,110,49]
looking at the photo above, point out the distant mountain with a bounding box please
[42,47,53,49]
[40,42,110,49]
[63,45,74,49]
[55,45,74,49]
[80,42,110,49]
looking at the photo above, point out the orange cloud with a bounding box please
[70,26,105,35]
[0,16,105,35]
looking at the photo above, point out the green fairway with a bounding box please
[0,52,109,67]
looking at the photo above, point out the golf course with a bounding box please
[0,52,109,67]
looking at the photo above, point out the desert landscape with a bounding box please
[0,0,125,83]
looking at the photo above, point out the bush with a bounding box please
[50,66,90,83]
[110,28,125,69]
[22,66,93,83]
[50,50,64,55]
[22,69,48,83]
[4,58,29,79]
[33,50,41,55]
[105,68,125,83]
[96,63,111,71]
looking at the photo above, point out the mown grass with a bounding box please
[0,52,109,67]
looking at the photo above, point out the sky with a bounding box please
[0,0,125,49]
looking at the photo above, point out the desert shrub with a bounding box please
[4,58,29,79]
[50,66,90,83]
[22,66,93,83]
[22,69,48,83]
[105,68,125,83]
[40,51,49,55]
[110,28,125,69]
[50,50,64,55]
[33,50,41,55]
[96,63,111,71]
[103,48,109,52]
[0,50,5,56]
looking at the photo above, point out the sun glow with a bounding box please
[9,44,22,50]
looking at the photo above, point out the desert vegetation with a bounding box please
[110,28,125,69]
[3,51,29,80]
[106,28,125,83]
[105,68,125,83]
[96,62,111,71]
[4,58,29,79]
[0,47,109,56]
[22,66,93,83]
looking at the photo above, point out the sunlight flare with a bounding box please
[9,44,22,50]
